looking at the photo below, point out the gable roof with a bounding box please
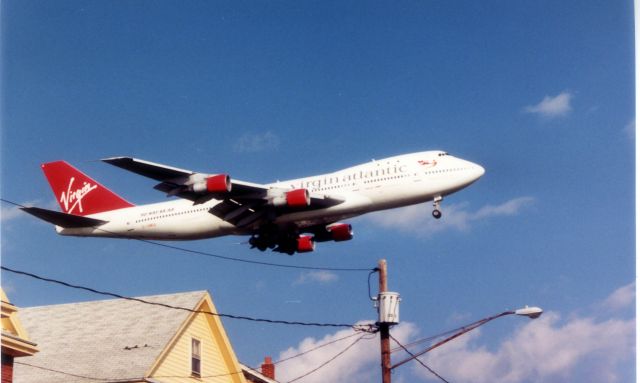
[1,288,39,358]
[14,291,207,383]
[240,363,279,383]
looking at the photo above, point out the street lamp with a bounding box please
[514,305,543,318]
[391,306,543,370]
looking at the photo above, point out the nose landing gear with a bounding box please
[432,196,443,219]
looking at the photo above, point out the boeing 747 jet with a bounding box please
[22,151,484,254]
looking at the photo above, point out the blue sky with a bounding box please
[1,1,635,382]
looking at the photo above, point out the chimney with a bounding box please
[261,356,275,380]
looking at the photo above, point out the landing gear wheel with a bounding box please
[432,196,443,220]
[249,235,269,251]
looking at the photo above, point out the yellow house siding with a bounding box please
[148,297,246,383]
[1,289,39,358]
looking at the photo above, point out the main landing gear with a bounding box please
[432,196,442,219]
[249,224,279,251]
[249,224,309,255]
[249,235,275,252]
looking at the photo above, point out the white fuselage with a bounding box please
[56,151,484,240]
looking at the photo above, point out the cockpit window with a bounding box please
[437,152,450,157]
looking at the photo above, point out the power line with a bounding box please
[16,331,375,382]
[16,359,251,382]
[14,361,129,381]
[149,332,367,381]
[388,333,450,383]
[285,333,375,383]
[1,265,376,332]
[390,311,513,353]
[16,329,378,383]
[274,330,367,366]
[390,326,463,353]
[1,198,373,272]
[151,368,248,381]
[17,332,371,383]
[111,332,371,382]
[129,236,372,272]
[16,335,376,383]
[367,267,380,301]
[148,331,373,381]
[391,311,514,370]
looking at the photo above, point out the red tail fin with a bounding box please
[41,161,134,216]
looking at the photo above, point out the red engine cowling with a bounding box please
[297,235,315,253]
[192,174,231,193]
[285,189,310,207]
[327,223,353,242]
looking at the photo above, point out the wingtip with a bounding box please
[101,156,133,163]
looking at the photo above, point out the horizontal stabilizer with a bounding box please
[21,207,108,228]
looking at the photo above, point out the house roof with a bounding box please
[1,288,39,358]
[240,363,280,383]
[14,291,207,383]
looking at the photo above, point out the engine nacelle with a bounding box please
[272,189,310,208]
[312,222,354,242]
[297,235,315,253]
[191,174,231,194]
[327,223,353,242]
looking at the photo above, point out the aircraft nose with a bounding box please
[474,164,485,179]
[464,161,485,182]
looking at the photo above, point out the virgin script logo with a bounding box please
[60,177,98,214]
[418,159,437,168]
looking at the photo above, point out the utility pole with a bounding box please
[378,259,391,383]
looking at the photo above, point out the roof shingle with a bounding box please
[14,291,207,383]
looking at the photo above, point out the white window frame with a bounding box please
[191,337,202,377]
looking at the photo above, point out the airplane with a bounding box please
[21,151,484,254]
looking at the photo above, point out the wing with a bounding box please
[102,157,345,228]
[102,157,268,202]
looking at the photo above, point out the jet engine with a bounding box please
[327,223,353,242]
[191,174,231,193]
[271,189,310,208]
[296,235,315,253]
[312,223,354,242]
[271,234,315,254]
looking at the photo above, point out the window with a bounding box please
[191,338,201,377]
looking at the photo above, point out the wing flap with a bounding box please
[309,194,345,208]
[208,200,267,227]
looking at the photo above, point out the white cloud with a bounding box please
[623,119,635,139]
[276,283,634,383]
[414,312,634,383]
[473,197,534,219]
[293,271,339,286]
[364,197,534,237]
[233,131,280,153]
[599,282,635,313]
[446,311,472,325]
[412,283,635,383]
[524,91,573,118]
[276,322,417,383]
[1,204,25,223]
[0,200,52,223]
